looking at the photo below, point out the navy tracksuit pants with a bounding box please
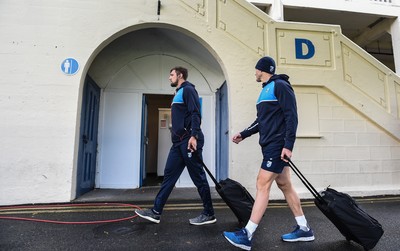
[153,141,214,216]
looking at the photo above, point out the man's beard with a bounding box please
[170,81,178,87]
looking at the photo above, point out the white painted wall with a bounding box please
[250,0,400,16]
[288,87,400,199]
[0,0,399,205]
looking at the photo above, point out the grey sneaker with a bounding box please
[189,214,217,225]
[135,209,160,224]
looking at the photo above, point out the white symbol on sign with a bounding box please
[63,60,71,74]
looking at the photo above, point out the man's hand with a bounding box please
[232,133,243,144]
[281,148,292,162]
[188,136,197,152]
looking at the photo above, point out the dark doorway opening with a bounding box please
[141,94,173,187]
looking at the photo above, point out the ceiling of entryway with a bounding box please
[88,28,224,92]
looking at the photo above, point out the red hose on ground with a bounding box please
[0,203,141,224]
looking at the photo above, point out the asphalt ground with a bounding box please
[0,195,399,251]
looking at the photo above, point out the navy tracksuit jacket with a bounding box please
[240,74,298,151]
[170,81,204,144]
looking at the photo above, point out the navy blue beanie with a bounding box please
[255,56,276,74]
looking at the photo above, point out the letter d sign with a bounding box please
[295,38,315,59]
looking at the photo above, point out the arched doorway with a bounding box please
[76,26,228,196]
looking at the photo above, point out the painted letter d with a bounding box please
[295,38,315,59]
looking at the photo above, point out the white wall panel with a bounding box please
[97,92,141,188]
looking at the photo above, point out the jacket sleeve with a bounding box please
[275,81,298,150]
[240,118,259,139]
[183,87,202,138]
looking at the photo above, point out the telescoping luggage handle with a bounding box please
[191,151,222,190]
[286,158,326,205]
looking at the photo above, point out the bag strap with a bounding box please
[286,158,325,204]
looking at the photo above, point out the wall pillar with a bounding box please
[390,18,400,73]
[268,0,284,21]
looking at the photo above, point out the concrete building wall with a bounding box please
[250,0,400,72]
[288,87,400,199]
[0,0,399,205]
[0,0,266,205]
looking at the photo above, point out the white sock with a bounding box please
[295,215,309,231]
[245,220,258,240]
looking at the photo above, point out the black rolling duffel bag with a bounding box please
[198,157,254,226]
[287,158,384,250]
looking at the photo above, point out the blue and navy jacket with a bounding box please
[240,74,298,150]
[170,81,204,145]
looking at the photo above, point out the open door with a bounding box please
[216,82,229,180]
[76,76,101,197]
[140,95,148,187]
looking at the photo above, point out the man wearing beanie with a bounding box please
[223,56,314,250]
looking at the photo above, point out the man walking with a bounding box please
[135,66,216,225]
[223,57,314,250]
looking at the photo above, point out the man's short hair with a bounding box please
[170,66,188,80]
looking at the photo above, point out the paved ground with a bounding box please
[0,188,399,251]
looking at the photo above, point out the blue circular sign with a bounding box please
[61,58,79,75]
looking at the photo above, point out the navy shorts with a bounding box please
[261,146,287,174]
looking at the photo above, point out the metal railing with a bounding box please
[370,0,392,4]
